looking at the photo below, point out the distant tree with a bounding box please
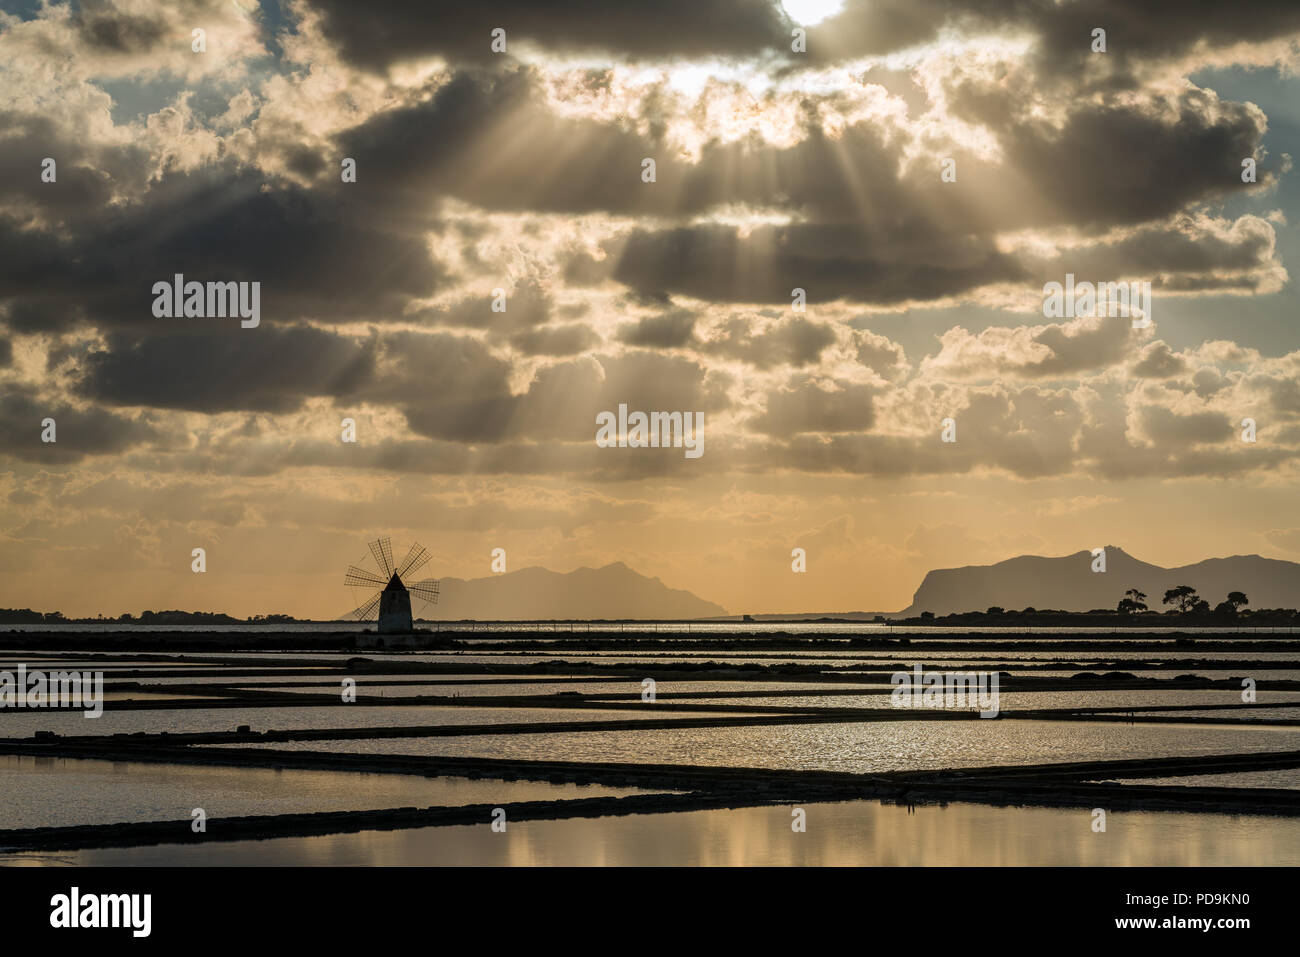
[1162,585,1200,613]
[986,606,1005,616]
[1117,588,1148,614]
[0,608,44,623]
[1211,592,1249,618]
[1191,598,1211,615]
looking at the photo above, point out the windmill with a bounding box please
[343,537,440,633]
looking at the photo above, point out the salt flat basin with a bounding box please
[673,690,1300,711]
[0,754,652,830]
[212,719,1300,774]
[97,692,228,702]
[1125,707,1300,721]
[1005,669,1300,680]
[8,799,1299,866]
[110,673,601,685]
[0,704,771,737]
[1089,768,1300,789]
[231,679,885,697]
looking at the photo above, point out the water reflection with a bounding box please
[12,800,1298,866]
[0,754,643,829]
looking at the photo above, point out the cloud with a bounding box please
[924,313,1141,381]
[0,390,161,462]
[510,322,602,356]
[614,222,1024,304]
[617,309,697,348]
[307,0,791,71]
[0,171,446,332]
[1131,341,1186,378]
[750,375,876,436]
[76,324,376,413]
[853,329,907,379]
[1135,404,1235,446]
[702,314,836,368]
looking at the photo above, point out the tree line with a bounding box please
[1116,587,1249,616]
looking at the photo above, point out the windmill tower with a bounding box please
[378,572,412,633]
[343,538,440,634]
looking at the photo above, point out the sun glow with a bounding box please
[781,0,846,26]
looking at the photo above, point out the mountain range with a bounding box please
[896,546,1300,616]
[419,547,1300,620]
[422,561,728,620]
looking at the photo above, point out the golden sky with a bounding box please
[3,1,1300,617]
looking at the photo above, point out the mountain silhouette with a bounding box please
[898,546,1300,616]
[421,561,728,620]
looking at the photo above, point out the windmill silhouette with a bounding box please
[343,537,440,633]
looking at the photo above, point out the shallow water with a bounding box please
[1127,707,1300,721]
[0,704,763,738]
[6,641,1299,861]
[10,799,1298,866]
[0,754,648,830]
[674,691,1300,711]
[213,719,1300,774]
[234,679,885,698]
[9,622,1299,634]
[1092,768,1300,789]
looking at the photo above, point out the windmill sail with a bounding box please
[344,565,387,588]
[407,579,440,604]
[396,543,431,579]
[342,591,383,621]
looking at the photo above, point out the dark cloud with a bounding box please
[364,333,716,447]
[0,390,160,462]
[332,66,1274,310]
[1137,404,1236,445]
[373,330,517,442]
[1021,0,1300,85]
[991,93,1274,230]
[71,0,168,53]
[613,222,1024,304]
[617,310,697,348]
[0,169,446,333]
[703,314,836,368]
[0,112,132,222]
[307,0,791,71]
[337,68,672,216]
[803,0,1300,78]
[76,325,376,413]
[750,377,876,436]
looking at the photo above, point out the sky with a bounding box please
[2,0,1300,619]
